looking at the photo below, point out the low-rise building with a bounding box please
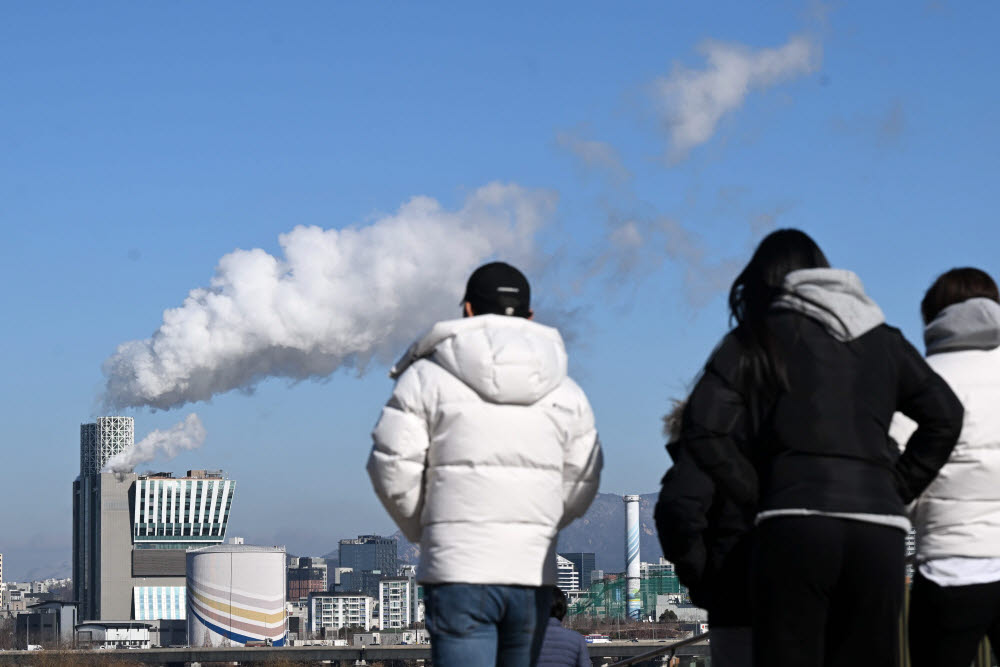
[15,601,78,647]
[75,620,152,649]
[353,628,429,646]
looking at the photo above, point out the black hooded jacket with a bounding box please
[655,270,962,626]
[655,441,753,626]
[682,313,963,518]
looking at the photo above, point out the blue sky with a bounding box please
[2,1,998,581]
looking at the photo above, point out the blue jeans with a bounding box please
[424,583,552,667]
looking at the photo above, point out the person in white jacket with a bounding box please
[893,268,1000,667]
[367,261,603,667]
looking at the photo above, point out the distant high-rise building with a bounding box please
[339,535,397,574]
[556,555,580,591]
[0,552,4,586]
[288,557,328,602]
[338,536,397,599]
[558,552,596,590]
[378,576,417,630]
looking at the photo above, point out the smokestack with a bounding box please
[623,494,641,620]
[101,414,206,473]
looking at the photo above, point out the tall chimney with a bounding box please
[623,494,641,620]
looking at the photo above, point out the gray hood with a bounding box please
[772,268,885,342]
[390,314,567,405]
[925,297,1000,355]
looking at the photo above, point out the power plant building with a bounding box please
[72,417,236,646]
[187,545,287,647]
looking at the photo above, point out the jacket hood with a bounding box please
[924,297,1000,355]
[390,314,568,405]
[772,268,885,342]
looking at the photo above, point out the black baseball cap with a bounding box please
[462,261,531,317]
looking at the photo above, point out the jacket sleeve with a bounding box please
[654,444,713,606]
[893,336,964,504]
[576,633,592,667]
[367,364,431,543]
[558,380,603,529]
[680,338,759,508]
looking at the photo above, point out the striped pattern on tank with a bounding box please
[188,576,286,644]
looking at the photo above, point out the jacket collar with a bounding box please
[925,297,1000,355]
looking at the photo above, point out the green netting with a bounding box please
[567,574,687,618]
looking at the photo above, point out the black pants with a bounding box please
[909,572,1000,667]
[752,516,905,667]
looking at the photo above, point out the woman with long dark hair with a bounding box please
[894,268,1000,667]
[673,229,963,666]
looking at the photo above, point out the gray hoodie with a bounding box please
[925,297,1000,355]
[772,268,885,342]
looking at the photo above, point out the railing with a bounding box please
[606,631,710,667]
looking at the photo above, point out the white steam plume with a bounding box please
[102,183,556,410]
[653,34,819,161]
[102,414,206,473]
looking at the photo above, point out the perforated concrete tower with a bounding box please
[74,416,135,619]
[80,417,134,477]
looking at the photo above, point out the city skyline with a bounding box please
[4,2,1000,580]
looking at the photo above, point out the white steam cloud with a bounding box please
[653,34,819,161]
[102,414,206,473]
[102,183,556,410]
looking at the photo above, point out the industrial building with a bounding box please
[187,544,287,647]
[14,600,78,648]
[71,416,236,647]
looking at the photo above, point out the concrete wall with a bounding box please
[96,473,186,620]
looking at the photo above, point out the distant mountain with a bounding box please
[389,491,663,573]
[16,559,72,583]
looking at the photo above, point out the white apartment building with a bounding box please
[641,558,676,578]
[556,555,580,591]
[378,577,417,630]
[308,592,375,633]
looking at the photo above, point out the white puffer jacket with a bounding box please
[894,298,1000,559]
[367,315,602,586]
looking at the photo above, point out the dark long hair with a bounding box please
[921,267,1000,324]
[729,229,830,395]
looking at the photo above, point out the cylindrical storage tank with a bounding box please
[623,494,641,620]
[187,545,287,647]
